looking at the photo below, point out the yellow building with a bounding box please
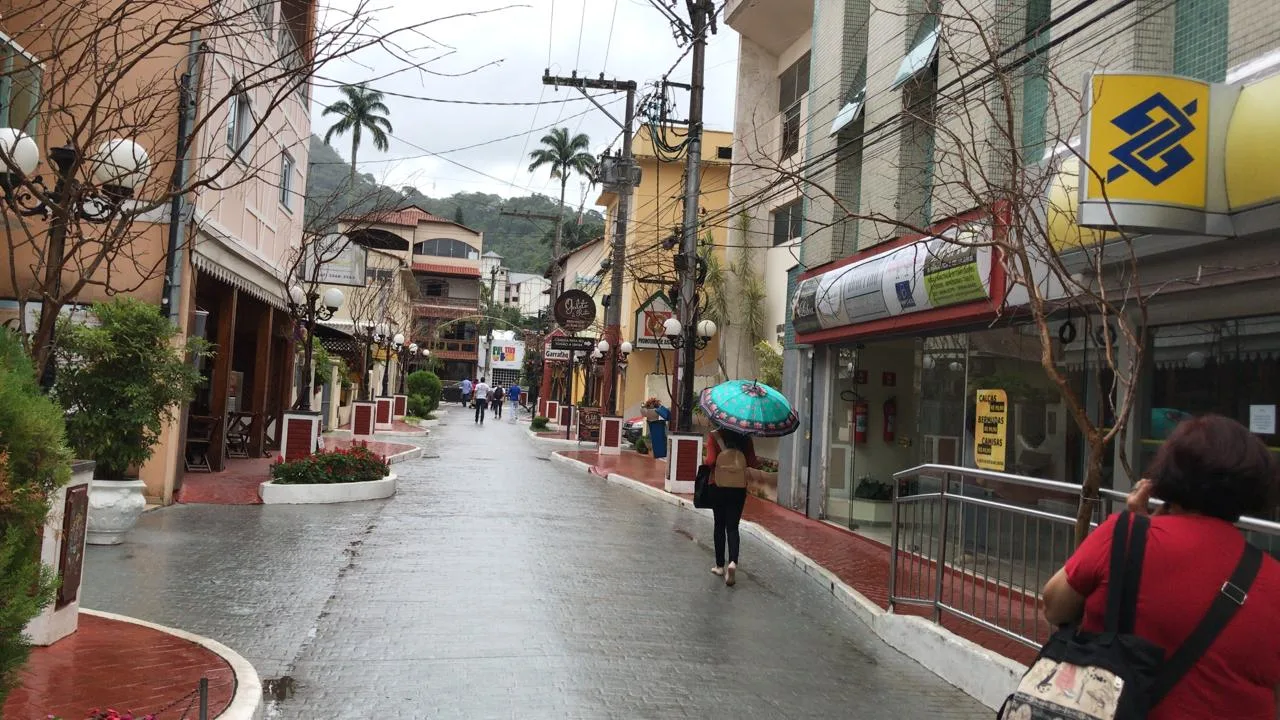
[595,126,734,419]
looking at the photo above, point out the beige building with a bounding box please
[0,0,316,503]
[728,0,1280,526]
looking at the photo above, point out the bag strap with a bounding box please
[713,431,726,452]
[1150,541,1264,704]
[1104,512,1150,634]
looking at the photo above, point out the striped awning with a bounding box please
[191,233,289,311]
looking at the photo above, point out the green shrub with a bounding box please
[0,328,70,705]
[270,445,389,485]
[406,394,432,418]
[530,415,549,431]
[633,435,650,454]
[54,298,207,479]
[406,370,442,414]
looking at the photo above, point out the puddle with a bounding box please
[262,675,297,701]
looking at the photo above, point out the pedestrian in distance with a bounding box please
[508,383,521,423]
[492,384,505,419]
[1037,414,1280,719]
[460,377,473,407]
[472,377,491,425]
[704,426,766,587]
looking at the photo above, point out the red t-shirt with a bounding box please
[1065,513,1280,719]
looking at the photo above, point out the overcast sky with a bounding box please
[309,0,740,207]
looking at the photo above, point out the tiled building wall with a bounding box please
[855,0,912,249]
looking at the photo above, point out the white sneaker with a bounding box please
[711,566,725,576]
[725,562,737,586]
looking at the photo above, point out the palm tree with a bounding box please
[527,127,596,265]
[322,83,393,191]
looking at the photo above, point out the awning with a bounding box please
[892,17,939,89]
[412,262,481,278]
[1225,73,1280,234]
[191,230,289,312]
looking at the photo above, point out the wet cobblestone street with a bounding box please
[82,408,988,718]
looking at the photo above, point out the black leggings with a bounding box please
[712,487,748,567]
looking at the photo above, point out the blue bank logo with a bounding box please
[1105,92,1199,186]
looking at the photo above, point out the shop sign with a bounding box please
[578,407,601,442]
[634,292,674,348]
[553,289,597,332]
[1078,73,1224,234]
[792,235,993,336]
[550,336,596,352]
[974,389,1008,472]
[544,348,570,362]
[56,484,89,608]
[489,339,525,370]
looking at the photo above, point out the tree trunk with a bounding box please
[1074,433,1106,546]
[349,135,359,192]
[553,177,567,266]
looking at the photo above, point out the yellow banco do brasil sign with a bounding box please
[1084,74,1210,208]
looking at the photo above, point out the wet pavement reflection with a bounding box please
[82,408,988,718]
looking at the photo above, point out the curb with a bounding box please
[555,452,1026,710]
[259,473,398,505]
[528,428,595,450]
[386,445,424,464]
[80,608,261,720]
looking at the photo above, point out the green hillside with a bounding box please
[306,135,605,273]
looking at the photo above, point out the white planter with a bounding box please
[850,498,895,527]
[259,473,397,505]
[87,479,147,545]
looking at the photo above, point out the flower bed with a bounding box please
[260,445,395,505]
[269,445,388,485]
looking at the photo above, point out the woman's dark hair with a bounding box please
[718,427,752,452]
[1147,414,1279,522]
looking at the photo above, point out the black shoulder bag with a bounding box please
[1000,511,1263,719]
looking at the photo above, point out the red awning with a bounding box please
[412,262,481,278]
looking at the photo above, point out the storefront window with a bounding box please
[1143,316,1280,471]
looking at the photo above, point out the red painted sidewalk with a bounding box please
[176,437,418,505]
[4,614,234,719]
[560,449,1040,665]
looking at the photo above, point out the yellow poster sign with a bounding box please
[974,389,1008,472]
[1084,74,1210,208]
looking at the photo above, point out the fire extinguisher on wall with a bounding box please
[883,396,897,443]
[853,399,869,444]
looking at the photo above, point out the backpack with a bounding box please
[999,511,1263,720]
[493,386,505,401]
[712,432,747,489]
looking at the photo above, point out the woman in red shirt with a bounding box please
[1041,414,1280,719]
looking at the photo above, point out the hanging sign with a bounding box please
[634,292,674,348]
[553,289,597,332]
[974,389,1009,472]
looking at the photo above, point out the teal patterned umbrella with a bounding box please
[699,379,799,437]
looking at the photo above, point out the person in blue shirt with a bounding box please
[460,378,473,406]
[508,384,521,418]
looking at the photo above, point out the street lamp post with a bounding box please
[0,130,151,385]
[374,328,405,397]
[286,284,344,412]
[662,317,716,431]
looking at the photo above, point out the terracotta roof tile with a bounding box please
[412,262,481,278]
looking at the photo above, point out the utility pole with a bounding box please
[542,71,639,416]
[675,0,713,433]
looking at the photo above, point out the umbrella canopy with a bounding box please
[699,379,799,437]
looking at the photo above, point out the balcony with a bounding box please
[428,341,477,359]
[724,0,812,55]
[415,297,480,319]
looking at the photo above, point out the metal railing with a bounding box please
[415,297,480,309]
[888,464,1280,649]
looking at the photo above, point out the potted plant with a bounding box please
[54,298,206,545]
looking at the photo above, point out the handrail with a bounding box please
[889,463,1280,649]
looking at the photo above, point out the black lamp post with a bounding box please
[286,283,344,412]
[0,131,152,387]
[374,326,404,397]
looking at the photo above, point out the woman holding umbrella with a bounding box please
[700,379,799,587]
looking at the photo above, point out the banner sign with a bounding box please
[974,389,1009,472]
[792,231,994,336]
[577,407,601,443]
[304,233,368,287]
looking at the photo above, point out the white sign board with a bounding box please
[303,234,368,287]
[1250,405,1277,435]
[489,339,526,370]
